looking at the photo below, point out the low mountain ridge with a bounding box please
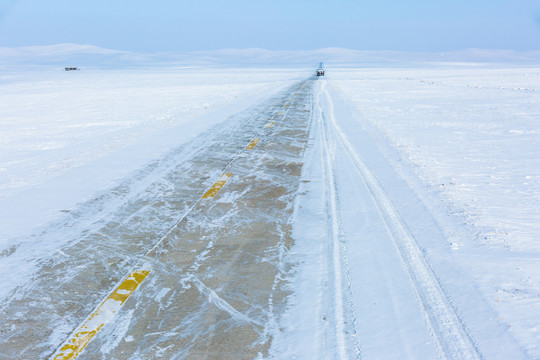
[2,43,540,68]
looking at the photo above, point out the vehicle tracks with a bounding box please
[318,80,483,360]
[317,82,362,360]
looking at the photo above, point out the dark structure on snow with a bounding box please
[316,62,325,76]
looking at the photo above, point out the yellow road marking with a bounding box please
[246,138,260,150]
[52,84,310,358]
[53,270,150,360]
[202,173,232,199]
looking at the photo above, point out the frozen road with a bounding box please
[0,76,527,359]
[2,79,311,359]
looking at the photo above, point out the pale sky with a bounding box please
[0,0,539,52]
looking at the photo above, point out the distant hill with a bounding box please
[1,43,540,68]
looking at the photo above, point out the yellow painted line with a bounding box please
[285,104,290,108]
[53,270,150,360]
[265,121,274,129]
[246,138,260,150]
[202,173,232,199]
[277,111,283,116]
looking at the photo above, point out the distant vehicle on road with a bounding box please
[317,62,325,76]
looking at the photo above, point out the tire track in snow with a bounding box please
[317,82,362,360]
[319,81,483,360]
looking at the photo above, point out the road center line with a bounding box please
[246,138,260,150]
[53,171,234,358]
[52,270,150,360]
[201,173,233,199]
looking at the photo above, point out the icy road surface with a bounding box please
[2,79,312,359]
[0,70,533,359]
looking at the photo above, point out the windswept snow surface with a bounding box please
[1,61,539,359]
[328,67,540,357]
[0,67,308,298]
[273,67,538,358]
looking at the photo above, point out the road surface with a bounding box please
[0,77,526,359]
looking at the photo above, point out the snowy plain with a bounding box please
[0,45,539,358]
[327,66,540,357]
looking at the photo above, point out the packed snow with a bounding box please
[328,66,540,357]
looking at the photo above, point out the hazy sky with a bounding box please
[0,0,539,52]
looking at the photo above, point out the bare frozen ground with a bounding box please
[0,79,312,359]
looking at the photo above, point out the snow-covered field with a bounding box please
[332,67,540,251]
[327,66,540,357]
[1,59,539,359]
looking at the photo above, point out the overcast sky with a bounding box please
[0,0,539,52]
